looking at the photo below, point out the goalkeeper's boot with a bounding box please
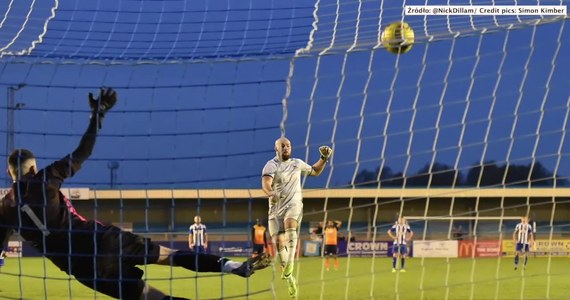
[232,253,272,278]
[400,269,406,273]
[281,262,294,279]
[392,268,396,273]
[287,275,298,298]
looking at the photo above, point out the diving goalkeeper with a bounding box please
[0,88,271,300]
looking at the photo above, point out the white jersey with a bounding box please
[515,222,533,245]
[262,157,312,215]
[390,224,412,245]
[189,223,207,246]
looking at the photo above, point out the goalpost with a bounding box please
[405,216,525,240]
[404,214,542,300]
[0,0,569,299]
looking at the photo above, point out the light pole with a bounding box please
[6,84,26,185]
[107,161,120,188]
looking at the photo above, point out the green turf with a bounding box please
[1,256,569,299]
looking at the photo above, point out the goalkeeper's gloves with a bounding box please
[319,145,333,162]
[0,249,6,267]
[89,88,118,128]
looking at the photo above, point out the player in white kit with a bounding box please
[513,216,534,270]
[261,137,332,298]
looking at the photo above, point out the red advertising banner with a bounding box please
[459,240,502,258]
[475,240,502,257]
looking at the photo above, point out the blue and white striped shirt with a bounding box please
[189,223,207,246]
[515,222,533,245]
[390,224,412,245]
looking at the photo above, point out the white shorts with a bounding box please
[268,202,303,237]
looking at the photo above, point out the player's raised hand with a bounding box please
[89,88,117,128]
[319,146,333,161]
[89,88,117,115]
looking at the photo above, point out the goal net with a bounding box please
[0,0,568,299]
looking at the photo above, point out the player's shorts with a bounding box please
[47,222,160,300]
[392,244,408,255]
[516,243,530,253]
[324,245,338,256]
[268,202,303,237]
[193,245,207,254]
[253,244,265,254]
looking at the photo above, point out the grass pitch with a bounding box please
[1,256,569,299]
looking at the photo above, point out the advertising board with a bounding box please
[413,240,458,258]
[459,240,502,258]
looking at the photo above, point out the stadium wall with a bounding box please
[66,188,570,241]
[4,188,568,244]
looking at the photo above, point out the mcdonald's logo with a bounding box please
[459,241,475,258]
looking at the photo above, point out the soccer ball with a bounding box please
[381,21,415,54]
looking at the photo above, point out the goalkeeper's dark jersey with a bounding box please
[0,116,101,268]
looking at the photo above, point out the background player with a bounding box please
[0,243,6,270]
[0,88,271,300]
[189,215,208,253]
[261,137,332,298]
[252,218,268,258]
[323,220,342,271]
[513,216,534,270]
[387,217,413,273]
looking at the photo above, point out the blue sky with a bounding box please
[0,0,569,189]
